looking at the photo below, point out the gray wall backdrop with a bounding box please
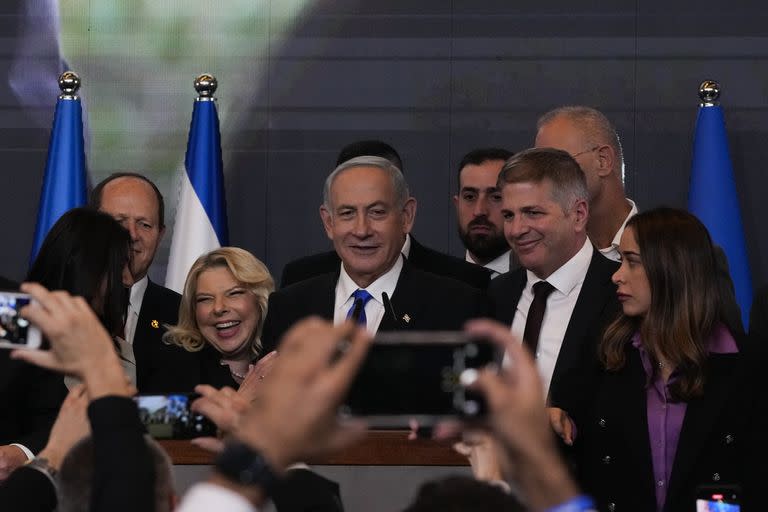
[1,1,767,307]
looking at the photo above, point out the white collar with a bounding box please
[607,198,638,251]
[129,275,149,314]
[465,249,511,276]
[337,255,403,309]
[401,233,412,258]
[525,238,593,295]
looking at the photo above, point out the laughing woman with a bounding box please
[574,208,765,512]
[165,247,275,388]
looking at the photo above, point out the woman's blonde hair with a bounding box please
[164,247,274,356]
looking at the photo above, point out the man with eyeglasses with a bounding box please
[535,105,743,332]
[534,106,635,262]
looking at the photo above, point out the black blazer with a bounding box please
[575,337,766,512]
[488,248,620,410]
[0,276,18,290]
[262,260,489,352]
[133,280,210,393]
[280,236,491,291]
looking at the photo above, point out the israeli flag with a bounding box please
[165,92,228,293]
[688,92,752,326]
[30,72,87,263]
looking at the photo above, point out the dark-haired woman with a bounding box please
[0,208,132,476]
[574,208,765,511]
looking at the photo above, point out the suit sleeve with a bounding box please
[88,396,154,512]
[0,466,57,512]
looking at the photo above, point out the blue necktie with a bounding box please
[346,289,373,327]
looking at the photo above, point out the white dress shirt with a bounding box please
[466,249,512,278]
[509,239,593,398]
[125,276,149,345]
[333,255,403,334]
[597,199,637,262]
[177,482,258,512]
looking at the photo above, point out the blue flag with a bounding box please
[688,104,752,327]
[166,97,229,292]
[30,94,87,263]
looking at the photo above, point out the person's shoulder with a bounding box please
[272,271,337,302]
[280,251,340,287]
[146,280,181,303]
[489,267,525,295]
[409,238,491,289]
[0,276,18,290]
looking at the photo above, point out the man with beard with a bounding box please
[454,148,516,278]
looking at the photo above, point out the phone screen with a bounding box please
[696,490,740,511]
[0,293,32,345]
[135,394,217,439]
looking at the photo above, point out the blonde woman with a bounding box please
[165,247,276,388]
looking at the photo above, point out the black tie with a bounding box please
[522,281,556,356]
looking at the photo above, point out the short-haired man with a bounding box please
[489,148,619,409]
[536,106,743,332]
[280,140,491,290]
[454,148,515,278]
[261,156,487,352]
[534,106,635,262]
[90,172,200,392]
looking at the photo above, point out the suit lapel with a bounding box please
[378,262,420,332]
[495,271,526,326]
[667,353,739,501]
[551,251,617,392]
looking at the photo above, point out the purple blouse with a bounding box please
[631,324,738,511]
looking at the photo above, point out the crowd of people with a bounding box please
[0,104,765,511]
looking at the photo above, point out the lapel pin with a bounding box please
[402,314,411,324]
[150,320,160,329]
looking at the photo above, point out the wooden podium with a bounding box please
[160,430,468,466]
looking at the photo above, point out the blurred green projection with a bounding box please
[58,0,309,179]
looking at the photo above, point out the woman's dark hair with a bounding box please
[600,207,722,400]
[27,208,131,337]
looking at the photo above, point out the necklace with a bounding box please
[230,368,247,380]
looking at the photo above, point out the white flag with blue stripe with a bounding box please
[166,83,228,293]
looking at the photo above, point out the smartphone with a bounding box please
[340,331,497,428]
[696,485,740,511]
[0,292,42,350]
[134,393,217,440]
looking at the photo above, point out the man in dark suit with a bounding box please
[91,173,200,392]
[280,140,491,290]
[262,156,487,352]
[489,148,620,411]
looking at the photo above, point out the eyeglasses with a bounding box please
[570,145,601,158]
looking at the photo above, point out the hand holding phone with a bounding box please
[0,292,42,349]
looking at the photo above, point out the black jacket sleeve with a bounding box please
[88,396,155,512]
[0,465,58,512]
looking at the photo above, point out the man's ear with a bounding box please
[596,145,615,178]
[573,199,589,231]
[158,225,166,241]
[402,197,417,233]
[319,205,334,240]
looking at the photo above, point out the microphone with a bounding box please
[382,292,398,322]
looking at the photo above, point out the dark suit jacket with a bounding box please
[133,280,211,393]
[748,284,768,342]
[0,276,18,290]
[262,260,489,352]
[488,248,620,410]
[575,336,765,512]
[280,236,491,291]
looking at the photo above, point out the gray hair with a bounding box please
[322,155,410,212]
[58,435,174,512]
[498,147,589,212]
[537,105,624,177]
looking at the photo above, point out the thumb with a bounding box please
[11,350,61,373]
